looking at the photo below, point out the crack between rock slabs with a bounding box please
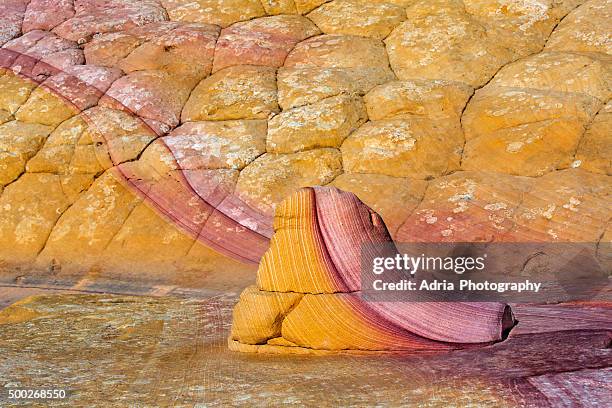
[154,0,171,21]
[543,2,583,49]
[121,133,163,165]
[594,218,611,256]
[394,178,432,237]
[34,174,96,258]
[458,67,507,168]
[570,97,610,164]
[16,0,36,38]
[302,1,333,17]
[177,24,223,123]
[23,0,77,33]
[99,200,142,253]
[1,169,27,193]
[0,110,84,193]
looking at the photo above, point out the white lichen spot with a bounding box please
[484,202,508,211]
[452,201,469,213]
[542,204,556,220]
[506,141,524,153]
[419,209,437,224]
[562,196,581,212]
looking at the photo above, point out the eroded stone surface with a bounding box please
[161,0,266,27]
[385,1,513,87]
[83,31,143,67]
[82,106,158,166]
[235,149,343,215]
[26,115,99,174]
[267,94,367,153]
[512,169,610,242]
[396,171,533,242]
[277,66,394,110]
[0,0,27,46]
[36,171,143,271]
[342,118,462,179]
[576,101,611,175]
[85,21,220,79]
[52,0,168,42]
[0,71,37,114]
[22,0,75,33]
[101,201,197,279]
[164,120,267,170]
[101,70,194,131]
[385,0,583,87]
[487,52,610,101]
[546,0,612,54]
[307,0,407,39]
[15,82,80,127]
[0,173,92,262]
[286,34,391,70]
[396,168,611,243]
[364,79,473,121]
[213,15,320,72]
[0,120,53,185]
[260,0,299,15]
[0,109,12,124]
[182,65,279,122]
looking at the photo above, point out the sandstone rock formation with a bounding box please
[230,187,515,352]
[0,3,610,403]
[0,0,609,295]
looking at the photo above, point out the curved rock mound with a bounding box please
[230,187,515,353]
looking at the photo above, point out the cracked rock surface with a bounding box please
[0,0,609,294]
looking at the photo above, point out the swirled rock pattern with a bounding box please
[0,0,609,295]
[231,187,515,352]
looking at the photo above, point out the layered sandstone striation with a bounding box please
[230,187,515,353]
[0,0,610,292]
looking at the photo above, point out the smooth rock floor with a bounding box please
[0,292,610,407]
